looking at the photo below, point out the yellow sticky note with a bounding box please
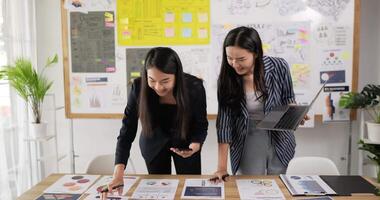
[294,44,302,50]
[263,44,271,51]
[342,51,350,60]
[104,12,113,18]
[224,24,233,30]
[131,72,141,77]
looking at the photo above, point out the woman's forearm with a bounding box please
[217,143,229,171]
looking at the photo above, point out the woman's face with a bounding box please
[225,46,256,76]
[147,66,176,97]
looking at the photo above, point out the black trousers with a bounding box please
[145,144,201,175]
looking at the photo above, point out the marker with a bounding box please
[100,184,124,193]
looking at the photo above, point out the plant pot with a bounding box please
[29,122,48,139]
[366,121,380,143]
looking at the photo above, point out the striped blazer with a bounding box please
[216,56,296,175]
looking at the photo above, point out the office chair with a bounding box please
[86,154,136,175]
[286,156,340,175]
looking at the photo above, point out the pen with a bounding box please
[100,184,124,193]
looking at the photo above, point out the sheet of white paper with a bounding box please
[181,179,224,199]
[236,179,285,200]
[131,179,179,200]
[44,175,100,194]
[86,176,139,195]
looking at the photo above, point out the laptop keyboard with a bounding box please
[274,106,305,129]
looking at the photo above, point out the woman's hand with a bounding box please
[170,142,201,158]
[101,165,125,199]
[300,114,310,125]
[209,170,229,183]
[101,175,124,199]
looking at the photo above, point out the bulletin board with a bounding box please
[61,0,360,124]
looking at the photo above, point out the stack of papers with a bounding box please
[181,179,224,199]
[280,175,336,196]
[236,179,285,200]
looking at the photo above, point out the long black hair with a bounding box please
[217,26,268,110]
[139,47,189,139]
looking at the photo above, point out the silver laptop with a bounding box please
[256,81,328,131]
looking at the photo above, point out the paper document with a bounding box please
[44,175,100,194]
[131,179,179,199]
[236,179,285,200]
[280,175,336,196]
[181,179,224,199]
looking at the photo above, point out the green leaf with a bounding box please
[1,55,57,123]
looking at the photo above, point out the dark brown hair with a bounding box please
[139,47,189,139]
[218,26,268,110]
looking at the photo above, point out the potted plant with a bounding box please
[358,140,380,183]
[0,55,58,138]
[339,84,380,142]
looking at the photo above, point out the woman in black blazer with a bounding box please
[104,47,208,197]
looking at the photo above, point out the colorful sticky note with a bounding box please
[104,12,113,18]
[198,13,208,23]
[131,72,141,77]
[294,44,302,50]
[262,44,271,53]
[105,22,115,28]
[165,12,175,23]
[165,28,175,37]
[105,17,114,22]
[106,66,116,72]
[182,28,192,38]
[342,51,350,60]
[198,28,207,39]
[182,13,192,23]
[224,24,233,29]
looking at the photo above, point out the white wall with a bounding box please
[34,0,380,177]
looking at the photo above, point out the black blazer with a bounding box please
[115,73,208,166]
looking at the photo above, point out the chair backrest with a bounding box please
[286,156,340,175]
[86,154,115,175]
[86,154,137,175]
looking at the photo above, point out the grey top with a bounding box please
[245,91,265,121]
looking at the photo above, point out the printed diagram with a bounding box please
[253,22,311,64]
[307,0,351,21]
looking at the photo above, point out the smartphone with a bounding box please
[176,147,192,151]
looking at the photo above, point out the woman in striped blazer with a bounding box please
[212,26,308,181]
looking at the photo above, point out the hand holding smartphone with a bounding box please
[176,147,193,152]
